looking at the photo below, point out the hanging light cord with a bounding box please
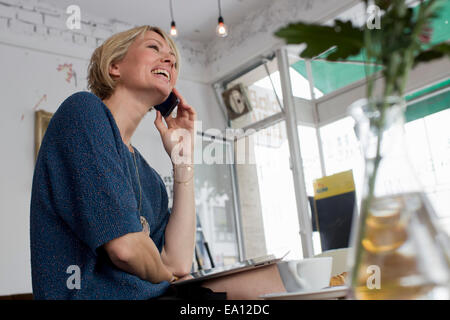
[170,0,175,21]
[218,0,222,17]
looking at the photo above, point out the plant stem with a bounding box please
[350,0,439,296]
[351,78,394,288]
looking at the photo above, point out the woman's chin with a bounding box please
[154,88,171,102]
[152,79,172,96]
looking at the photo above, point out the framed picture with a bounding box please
[221,83,253,120]
[34,110,53,161]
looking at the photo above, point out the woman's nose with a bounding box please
[161,52,176,67]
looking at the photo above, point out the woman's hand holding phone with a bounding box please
[153,88,197,165]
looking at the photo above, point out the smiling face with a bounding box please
[109,30,179,106]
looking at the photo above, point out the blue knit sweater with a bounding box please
[30,91,171,299]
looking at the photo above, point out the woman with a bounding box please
[30,26,197,299]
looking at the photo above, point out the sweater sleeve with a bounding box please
[44,92,142,254]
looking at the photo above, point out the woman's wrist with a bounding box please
[172,164,194,185]
[172,163,194,170]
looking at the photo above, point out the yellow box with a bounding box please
[313,170,355,200]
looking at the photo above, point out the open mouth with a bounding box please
[151,69,171,82]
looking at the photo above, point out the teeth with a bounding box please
[151,69,170,81]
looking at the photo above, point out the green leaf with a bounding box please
[414,42,450,66]
[274,20,364,61]
[374,0,392,11]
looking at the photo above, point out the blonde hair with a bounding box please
[88,25,180,100]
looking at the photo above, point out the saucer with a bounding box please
[259,286,349,300]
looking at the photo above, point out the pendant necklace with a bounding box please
[129,144,150,237]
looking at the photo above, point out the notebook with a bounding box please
[171,251,289,286]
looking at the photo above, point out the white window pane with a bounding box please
[423,110,450,186]
[253,122,303,260]
[194,137,239,268]
[253,68,323,100]
[405,108,450,222]
[405,119,436,188]
[320,117,364,203]
[298,125,323,196]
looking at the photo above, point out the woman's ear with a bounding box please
[109,62,120,79]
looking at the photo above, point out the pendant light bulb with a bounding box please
[169,0,177,37]
[216,16,228,37]
[170,21,177,37]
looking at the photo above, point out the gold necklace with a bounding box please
[130,145,150,237]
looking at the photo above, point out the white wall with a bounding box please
[0,42,92,295]
[0,0,225,295]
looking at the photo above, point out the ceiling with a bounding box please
[42,0,276,43]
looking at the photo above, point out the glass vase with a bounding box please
[347,96,450,300]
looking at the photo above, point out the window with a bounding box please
[227,60,283,129]
[297,125,323,196]
[227,56,323,260]
[405,108,450,228]
[316,89,450,235]
[251,121,303,260]
[319,117,365,204]
[192,135,239,268]
[297,125,324,254]
[225,58,306,260]
[405,86,450,233]
[227,58,322,130]
[253,68,323,100]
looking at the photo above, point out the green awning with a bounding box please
[406,78,450,101]
[290,0,450,97]
[429,0,450,45]
[291,53,382,95]
[406,86,450,122]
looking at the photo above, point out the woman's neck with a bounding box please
[102,87,151,149]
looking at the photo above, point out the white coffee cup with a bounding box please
[277,257,333,292]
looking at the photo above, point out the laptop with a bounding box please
[171,251,289,286]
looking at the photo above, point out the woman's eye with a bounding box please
[148,45,159,51]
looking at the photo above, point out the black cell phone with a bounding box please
[154,92,180,117]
